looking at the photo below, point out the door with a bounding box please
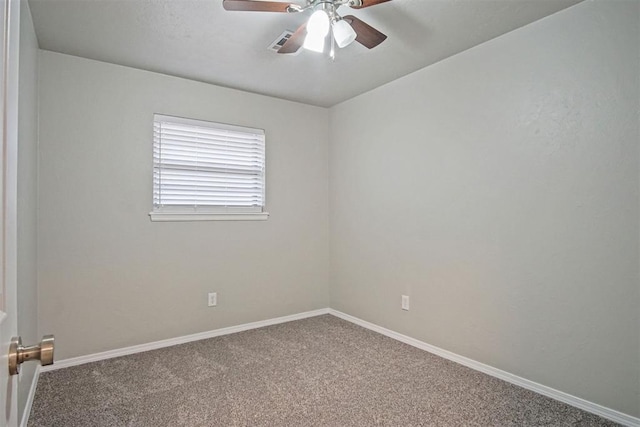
[0,0,21,425]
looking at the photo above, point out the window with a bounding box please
[150,114,268,221]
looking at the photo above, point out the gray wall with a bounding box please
[17,0,39,420]
[37,51,330,359]
[329,0,639,417]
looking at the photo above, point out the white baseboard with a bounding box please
[20,365,40,427]
[41,308,330,372]
[329,309,639,427]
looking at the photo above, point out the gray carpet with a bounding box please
[29,315,618,426]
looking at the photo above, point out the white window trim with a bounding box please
[150,114,268,222]
[149,212,269,222]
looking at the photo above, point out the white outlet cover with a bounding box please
[401,295,410,311]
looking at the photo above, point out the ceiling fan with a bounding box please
[223,0,391,56]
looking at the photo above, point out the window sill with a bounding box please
[149,212,269,222]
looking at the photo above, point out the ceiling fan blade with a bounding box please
[349,0,392,9]
[223,0,297,12]
[343,15,387,49]
[278,23,307,54]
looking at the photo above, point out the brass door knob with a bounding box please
[8,335,55,376]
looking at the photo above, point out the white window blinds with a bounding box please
[153,114,266,216]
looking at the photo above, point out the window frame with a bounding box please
[149,114,269,222]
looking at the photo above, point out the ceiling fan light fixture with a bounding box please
[224,0,390,57]
[332,19,357,48]
[303,32,326,53]
[307,9,330,38]
[303,9,330,53]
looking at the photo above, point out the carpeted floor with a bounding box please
[29,315,618,426]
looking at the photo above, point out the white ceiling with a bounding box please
[28,0,582,107]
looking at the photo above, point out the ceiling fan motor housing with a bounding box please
[315,1,337,15]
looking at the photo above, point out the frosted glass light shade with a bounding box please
[303,32,326,53]
[307,10,330,38]
[304,10,330,53]
[333,20,357,48]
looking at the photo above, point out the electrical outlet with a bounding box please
[208,292,217,307]
[401,295,410,311]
